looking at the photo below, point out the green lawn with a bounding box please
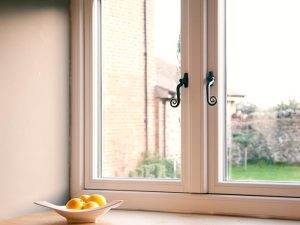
[229,164,300,181]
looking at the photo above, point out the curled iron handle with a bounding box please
[206,71,217,106]
[170,73,189,108]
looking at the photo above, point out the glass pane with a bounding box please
[226,0,300,182]
[100,0,181,179]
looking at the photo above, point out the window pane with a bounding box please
[100,0,181,179]
[226,0,300,182]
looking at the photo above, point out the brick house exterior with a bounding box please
[102,0,180,177]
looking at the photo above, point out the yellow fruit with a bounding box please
[86,194,107,206]
[82,201,99,210]
[66,198,84,210]
[80,194,90,202]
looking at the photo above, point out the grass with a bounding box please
[229,164,300,181]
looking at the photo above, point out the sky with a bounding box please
[226,0,300,108]
[153,0,180,65]
[153,0,300,108]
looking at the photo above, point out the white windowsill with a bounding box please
[71,189,300,221]
[98,209,299,225]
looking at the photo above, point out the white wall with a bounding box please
[0,0,69,219]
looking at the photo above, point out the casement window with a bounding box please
[71,0,300,218]
[208,0,300,197]
[78,0,204,193]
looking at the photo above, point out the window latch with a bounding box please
[206,71,217,106]
[170,73,189,108]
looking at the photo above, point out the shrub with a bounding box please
[128,152,180,178]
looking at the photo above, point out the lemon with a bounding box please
[82,201,99,210]
[86,194,107,206]
[80,194,90,202]
[66,198,84,210]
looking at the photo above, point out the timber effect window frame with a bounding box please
[207,0,300,198]
[70,0,300,220]
[80,0,204,193]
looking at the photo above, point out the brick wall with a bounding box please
[101,0,181,177]
[145,0,158,156]
[102,0,148,177]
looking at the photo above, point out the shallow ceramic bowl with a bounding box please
[34,200,123,223]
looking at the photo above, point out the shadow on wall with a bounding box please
[0,0,69,219]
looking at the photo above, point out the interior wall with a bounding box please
[0,0,69,219]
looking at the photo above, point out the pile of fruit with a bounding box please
[66,194,107,210]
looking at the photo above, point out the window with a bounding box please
[100,0,182,180]
[71,0,300,218]
[82,0,203,193]
[208,0,300,197]
[226,0,300,183]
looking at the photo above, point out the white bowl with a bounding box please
[34,200,123,223]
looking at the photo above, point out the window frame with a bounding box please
[207,0,300,198]
[74,0,206,193]
[70,0,300,219]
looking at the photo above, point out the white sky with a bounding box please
[153,0,300,108]
[153,0,180,65]
[227,0,300,108]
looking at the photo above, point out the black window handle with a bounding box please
[170,73,189,108]
[206,71,217,106]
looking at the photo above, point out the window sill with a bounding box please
[1,209,299,225]
[72,189,300,221]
